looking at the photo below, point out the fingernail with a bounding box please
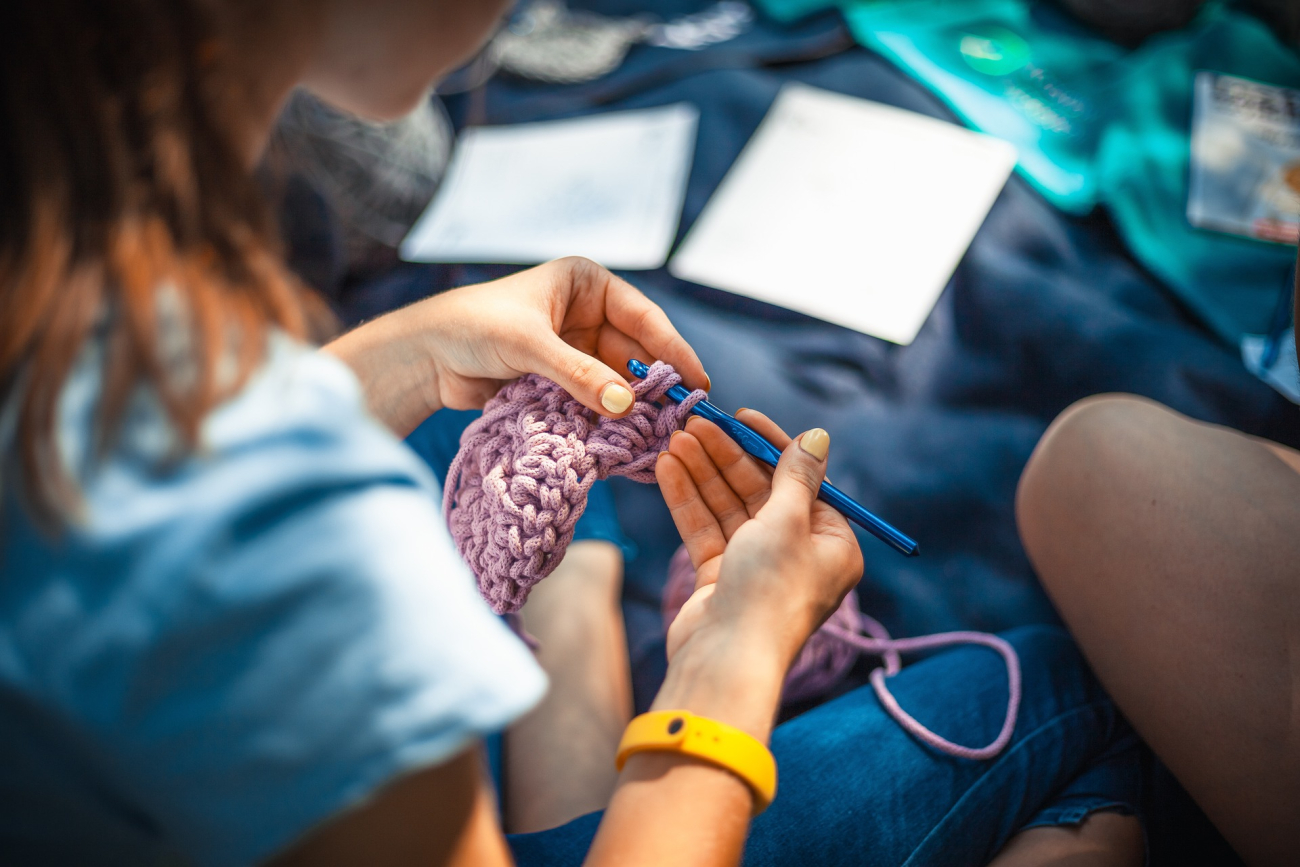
[736,407,749,415]
[670,429,682,439]
[799,428,830,461]
[704,372,713,391]
[600,382,634,414]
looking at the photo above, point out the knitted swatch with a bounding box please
[444,361,706,614]
[663,545,1023,760]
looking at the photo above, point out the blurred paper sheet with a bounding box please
[669,84,1016,345]
[401,104,698,270]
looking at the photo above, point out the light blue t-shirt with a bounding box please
[0,335,547,867]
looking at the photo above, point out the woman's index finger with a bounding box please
[603,277,709,391]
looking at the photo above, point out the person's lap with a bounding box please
[1017,394,1300,865]
[508,625,1141,867]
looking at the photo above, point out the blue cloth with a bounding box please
[508,625,1142,866]
[0,336,547,867]
[405,408,636,559]
[333,6,1289,858]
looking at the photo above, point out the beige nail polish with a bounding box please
[800,428,830,461]
[704,372,713,392]
[600,383,634,414]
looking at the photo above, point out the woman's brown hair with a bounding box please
[0,0,324,523]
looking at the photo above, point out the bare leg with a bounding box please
[989,813,1143,867]
[1016,395,1300,866]
[504,540,633,834]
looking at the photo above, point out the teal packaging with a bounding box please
[759,0,838,24]
[841,0,1126,212]
[751,0,1300,343]
[1097,4,1300,343]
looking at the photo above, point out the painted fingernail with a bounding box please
[670,429,683,439]
[800,428,830,461]
[704,372,713,391]
[736,407,749,415]
[600,382,634,414]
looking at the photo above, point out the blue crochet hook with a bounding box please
[629,359,919,557]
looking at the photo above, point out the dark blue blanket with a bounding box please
[336,6,1291,860]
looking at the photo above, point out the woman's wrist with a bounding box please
[322,301,446,437]
[651,620,792,744]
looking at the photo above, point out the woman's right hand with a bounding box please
[656,410,864,674]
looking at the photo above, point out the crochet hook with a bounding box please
[629,359,919,557]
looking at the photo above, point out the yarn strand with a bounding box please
[823,618,1022,761]
[663,545,1022,760]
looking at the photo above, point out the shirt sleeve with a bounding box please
[71,342,547,867]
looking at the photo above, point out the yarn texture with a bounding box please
[664,545,1022,760]
[444,361,705,614]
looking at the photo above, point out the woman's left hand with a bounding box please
[324,257,709,436]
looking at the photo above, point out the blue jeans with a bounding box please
[508,626,1142,867]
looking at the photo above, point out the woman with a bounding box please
[1016,276,1300,866]
[2,1,1142,865]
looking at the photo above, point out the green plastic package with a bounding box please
[1097,4,1300,343]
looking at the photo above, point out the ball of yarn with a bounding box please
[444,361,705,614]
[662,544,862,704]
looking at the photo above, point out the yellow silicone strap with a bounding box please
[615,710,777,814]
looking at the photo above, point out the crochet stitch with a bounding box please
[444,361,705,614]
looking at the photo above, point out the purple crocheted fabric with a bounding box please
[444,361,706,614]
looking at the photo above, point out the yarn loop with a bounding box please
[663,545,1022,760]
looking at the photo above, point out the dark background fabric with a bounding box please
[330,4,1289,862]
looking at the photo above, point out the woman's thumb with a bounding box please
[535,336,636,417]
[766,429,830,520]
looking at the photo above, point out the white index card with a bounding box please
[669,84,1017,345]
[401,104,699,270]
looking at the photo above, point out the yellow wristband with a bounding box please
[615,710,777,815]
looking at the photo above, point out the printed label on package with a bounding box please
[1188,71,1300,244]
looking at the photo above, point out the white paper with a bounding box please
[669,84,1017,345]
[401,104,698,270]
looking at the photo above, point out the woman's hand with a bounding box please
[656,411,864,671]
[324,257,709,436]
[581,413,864,867]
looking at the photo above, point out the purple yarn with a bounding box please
[444,361,705,614]
[444,360,1022,761]
[663,544,1023,760]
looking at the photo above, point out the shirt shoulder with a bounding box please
[0,336,546,867]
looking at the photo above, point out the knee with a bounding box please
[1016,394,1176,577]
